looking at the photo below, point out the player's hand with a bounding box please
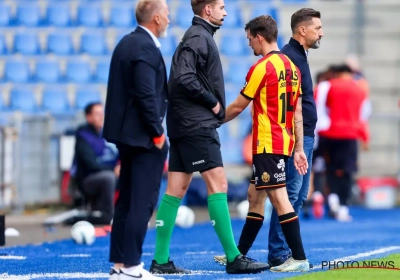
[361,141,369,151]
[212,102,221,115]
[114,164,121,177]
[294,150,308,175]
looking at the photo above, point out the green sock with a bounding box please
[208,193,241,262]
[154,194,181,264]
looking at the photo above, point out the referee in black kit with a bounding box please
[102,0,170,279]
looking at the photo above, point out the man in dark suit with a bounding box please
[103,0,170,279]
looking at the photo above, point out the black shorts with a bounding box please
[250,153,288,190]
[168,128,223,173]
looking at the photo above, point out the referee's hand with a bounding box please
[293,150,308,175]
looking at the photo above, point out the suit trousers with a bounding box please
[109,143,168,266]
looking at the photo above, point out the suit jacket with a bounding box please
[103,27,168,149]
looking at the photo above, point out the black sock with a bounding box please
[237,212,264,255]
[279,212,306,260]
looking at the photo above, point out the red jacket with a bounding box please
[316,77,369,142]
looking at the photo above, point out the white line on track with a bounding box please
[0,256,26,260]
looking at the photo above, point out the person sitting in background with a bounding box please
[73,102,120,224]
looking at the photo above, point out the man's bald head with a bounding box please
[135,0,166,25]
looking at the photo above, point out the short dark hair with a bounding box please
[191,0,217,16]
[291,8,321,33]
[335,64,353,74]
[84,102,102,116]
[245,15,278,43]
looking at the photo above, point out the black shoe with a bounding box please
[226,254,270,274]
[149,259,191,274]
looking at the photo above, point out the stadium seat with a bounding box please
[250,6,279,24]
[95,60,110,83]
[42,86,71,114]
[226,60,254,84]
[164,57,171,79]
[220,33,247,56]
[175,5,193,29]
[5,60,30,83]
[47,4,71,27]
[16,3,41,26]
[36,60,61,83]
[75,87,102,110]
[9,87,37,113]
[66,60,92,83]
[77,4,102,27]
[0,3,11,26]
[14,33,40,55]
[80,32,108,55]
[0,34,6,55]
[159,35,176,56]
[110,5,135,27]
[47,33,73,55]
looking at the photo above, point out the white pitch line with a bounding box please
[60,254,91,258]
[313,246,400,269]
[0,256,26,260]
[0,270,225,279]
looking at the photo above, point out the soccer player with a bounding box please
[214,8,323,269]
[149,0,270,275]
[221,15,310,272]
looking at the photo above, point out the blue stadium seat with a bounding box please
[250,6,279,24]
[81,32,108,55]
[226,60,253,84]
[75,87,102,110]
[77,4,102,27]
[223,6,242,28]
[16,3,41,26]
[36,60,60,83]
[66,60,92,83]
[110,5,135,27]
[95,60,110,83]
[159,35,176,56]
[5,60,30,83]
[0,3,11,26]
[42,86,71,114]
[164,57,171,79]
[0,35,6,55]
[14,33,40,55]
[9,87,37,113]
[47,33,73,55]
[175,5,193,29]
[220,33,247,56]
[47,4,71,26]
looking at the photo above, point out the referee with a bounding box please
[150,0,269,275]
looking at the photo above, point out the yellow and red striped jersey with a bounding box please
[240,51,302,156]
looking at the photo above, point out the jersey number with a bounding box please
[279,92,295,123]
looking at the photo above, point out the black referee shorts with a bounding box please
[168,128,223,173]
[250,153,288,190]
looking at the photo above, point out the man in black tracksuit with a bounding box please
[150,0,269,275]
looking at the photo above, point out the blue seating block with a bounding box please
[47,4,71,27]
[47,33,73,55]
[75,87,102,110]
[77,4,102,27]
[42,87,71,114]
[5,60,30,83]
[95,60,110,83]
[36,60,60,83]
[9,87,37,113]
[81,32,108,55]
[159,35,176,56]
[0,35,6,55]
[66,60,92,83]
[110,5,135,27]
[220,33,247,56]
[14,33,40,55]
[0,3,11,26]
[16,3,41,26]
